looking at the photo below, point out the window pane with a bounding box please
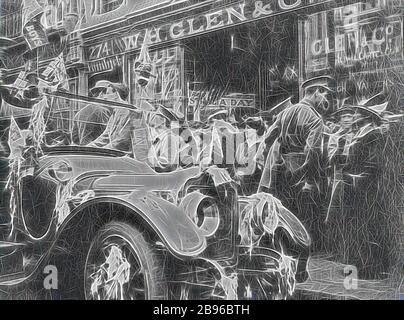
[102,0,123,14]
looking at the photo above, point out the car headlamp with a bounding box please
[180,191,220,237]
[49,161,73,183]
[195,198,220,237]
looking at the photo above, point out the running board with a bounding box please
[0,251,43,287]
[0,241,26,250]
[0,241,26,257]
[0,271,28,286]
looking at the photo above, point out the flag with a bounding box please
[13,71,28,90]
[29,97,48,153]
[0,71,34,117]
[22,0,48,50]
[38,53,69,92]
[134,30,153,87]
[8,117,23,144]
[12,70,29,99]
[8,117,25,160]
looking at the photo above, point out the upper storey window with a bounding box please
[44,0,84,28]
[91,0,126,15]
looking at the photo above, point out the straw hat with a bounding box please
[90,80,129,101]
[332,105,384,124]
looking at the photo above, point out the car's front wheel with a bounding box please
[84,221,167,300]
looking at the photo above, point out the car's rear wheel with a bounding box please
[84,222,167,300]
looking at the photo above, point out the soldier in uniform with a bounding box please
[258,75,335,250]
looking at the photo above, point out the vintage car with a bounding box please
[0,95,310,300]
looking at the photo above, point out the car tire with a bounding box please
[84,221,167,300]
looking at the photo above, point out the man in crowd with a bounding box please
[258,75,335,250]
[73,80,136,152]
[326,103,391,279]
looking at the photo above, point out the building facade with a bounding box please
[1,0,403,117]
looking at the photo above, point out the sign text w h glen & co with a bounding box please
[86,0,329,61]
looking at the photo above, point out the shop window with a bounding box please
[67,0,79,13]
[0,0,23,38]
[184,19,300,116]
[91,0,126,15]
[300,2,403,105]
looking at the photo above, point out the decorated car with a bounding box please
[0,92,310,300]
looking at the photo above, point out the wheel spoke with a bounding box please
[86,237,148,300]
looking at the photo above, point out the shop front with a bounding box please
[3,0,403,118]
[182,15,300,122]
[301,0,403,108]
[82,0,336,120]
[82,0,404,121]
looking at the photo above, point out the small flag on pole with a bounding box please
[11,70,29,99]
[134,30,153,87]
[13,71,28,89]
[22,0,48,50]
[38,53,69,92]
[8,116,25,159]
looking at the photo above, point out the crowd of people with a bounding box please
[257,75,396,280]
[0,67,399,280]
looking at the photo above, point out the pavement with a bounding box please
[0,254,402,300]
[295,255,402,300]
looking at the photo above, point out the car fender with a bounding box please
[61,190,207,259]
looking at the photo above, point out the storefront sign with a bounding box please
[304,10,330,75]
[189,92,255,108]
[86,0,330,62]
[218,94,255,108]
[88,55,123,74]
[305,1,403,76]
[334,8,403,67]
